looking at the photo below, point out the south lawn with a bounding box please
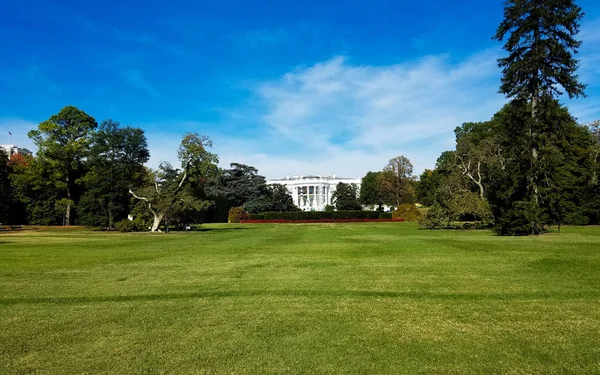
[1,223,599,374]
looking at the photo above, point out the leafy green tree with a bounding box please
[129,133,218,232]
[8,154,62,225]
[206,163,269,208]
[28,106,98,225]
[416,169,439,207]
[377,155,415,206]
[493,0,586,234]
[359,171,384,210]
[455,121,505,199]
[78,120,150,228]
[0,151,10,223]
[331,182,361,211]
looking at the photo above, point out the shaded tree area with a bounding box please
[2,106,296,229]
[78,120,150,228]
[359,171,385,210]
[421,101,598,233]
[204,163,297,221]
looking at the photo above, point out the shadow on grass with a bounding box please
[194,227,251,232]
[1,289,597,306]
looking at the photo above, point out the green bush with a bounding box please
[393,203,422,222]
[228,206,247,223]
[418,203,452,229]
[324,205,335,212]
[247,213,265,220]
[379,212,392,219]
[332,211,379,220]
[115,217,150,232]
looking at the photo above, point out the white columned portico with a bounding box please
[267,174,362,211]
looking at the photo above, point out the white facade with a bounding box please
[267,174,361,211]
[0,144,31,157]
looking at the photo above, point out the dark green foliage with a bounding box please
[8,154,62,225]
[378,212,393,219]
[331,182,361,211]
[486,100,594,234]
[324,205,335,212]
[206,163,269,210]
[78,120,150,228]
[416,169,439,207]
[359,171,384,209]
[115,217,150,232]
[28,106,98,225]
[491,0,587,235]
[244,184,298,213]
[205,163,297,219]
[494,0,586,101]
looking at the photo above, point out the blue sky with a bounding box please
[2,0,600,179]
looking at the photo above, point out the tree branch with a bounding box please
[129,189,156,216]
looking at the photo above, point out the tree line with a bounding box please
[0,106,300,231]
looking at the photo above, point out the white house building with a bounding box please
[0,144,31,158]
[267,174,361,211]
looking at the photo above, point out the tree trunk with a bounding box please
[108,207,113,230]
[65,182,72,226]
[476,181,485,200]
[151,213,164,232]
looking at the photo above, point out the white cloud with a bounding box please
[234,50,506,178]
[123,70,160,97]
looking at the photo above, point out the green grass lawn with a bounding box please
[1,223,599,374]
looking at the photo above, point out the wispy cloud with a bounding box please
[140,50,506,178]
[113,29,157,45]
[0,63,61,94]
[230,50,504,177]
[122,70,160,97]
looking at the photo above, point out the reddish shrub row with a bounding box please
[240,218,406,224]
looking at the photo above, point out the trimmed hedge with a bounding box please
[243,211,386,221]
[242,218,404,223]
[378,212,393,219]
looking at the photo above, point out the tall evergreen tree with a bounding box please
[493,0,586,234]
